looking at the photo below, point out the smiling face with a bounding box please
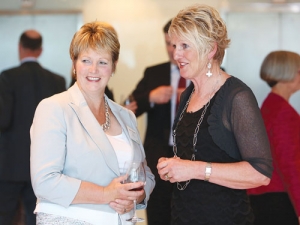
[74,48,113,95]
[171,35,206,80]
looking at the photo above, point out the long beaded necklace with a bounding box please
[102,98,110,132]
[172,74,220,191]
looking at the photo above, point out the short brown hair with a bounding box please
[260,51,300,87]
[69,21,120,71]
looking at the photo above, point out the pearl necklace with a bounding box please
[102,98,110,132]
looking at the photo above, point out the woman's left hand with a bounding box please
[109,199,134,215]
[157,157,195,183]
[108,176,146,214]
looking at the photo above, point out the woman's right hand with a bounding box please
[157,156,197,183]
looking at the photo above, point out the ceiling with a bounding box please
[0,0,84,11]
[0,0,299,12]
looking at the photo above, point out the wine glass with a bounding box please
[126,161,146,223]
[120,160,132,184]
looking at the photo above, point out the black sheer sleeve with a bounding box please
[208,77,273,178]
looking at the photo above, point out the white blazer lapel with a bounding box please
[67,84,120,176]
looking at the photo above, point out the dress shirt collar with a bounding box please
[21,57,38,64]
[171,63,178,72]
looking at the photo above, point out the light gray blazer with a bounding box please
[30,83,155,213]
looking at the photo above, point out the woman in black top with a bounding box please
[157,4,273,225]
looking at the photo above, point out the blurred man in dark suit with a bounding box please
[130,20,188,225]
[0,29,66,225]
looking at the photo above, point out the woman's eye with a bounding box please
[82,59,90,63]
[182,43,189,49]
[99,61,107,65]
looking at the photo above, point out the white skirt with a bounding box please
[35,202,133,225]
[36,212,133,225]
[37,212,93,225]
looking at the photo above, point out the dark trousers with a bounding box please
[147,180,173,225]
[0,181,36,225]
[147,146,174,225]
[250,192,298,225]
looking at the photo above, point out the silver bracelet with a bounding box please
[204,162,212,182]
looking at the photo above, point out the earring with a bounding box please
[206,62,212,77]
[111,73,114,77]
[73,69,76,75]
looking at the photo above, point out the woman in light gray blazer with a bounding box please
[30,21,155,225]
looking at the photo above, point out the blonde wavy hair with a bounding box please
[169,4,230,64]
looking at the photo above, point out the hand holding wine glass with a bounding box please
[122,94,137,114]
[126,161,146,223]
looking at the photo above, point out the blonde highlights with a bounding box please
[169,4,230,64]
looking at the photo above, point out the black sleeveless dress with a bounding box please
[171,94,254,225]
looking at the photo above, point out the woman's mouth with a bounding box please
[87,76,100,81]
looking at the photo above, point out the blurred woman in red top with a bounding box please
[248,50,300,225]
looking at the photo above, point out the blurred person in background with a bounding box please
[248,50,300,225]
[129,19,189,225]
[0,29,66,225]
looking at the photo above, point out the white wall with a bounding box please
[225,11,300,113]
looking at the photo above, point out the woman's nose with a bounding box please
[89,63,97,73]
[173,48,181,61]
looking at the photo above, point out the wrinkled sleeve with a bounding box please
[231,88,273,178]
[30,98,81,207]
